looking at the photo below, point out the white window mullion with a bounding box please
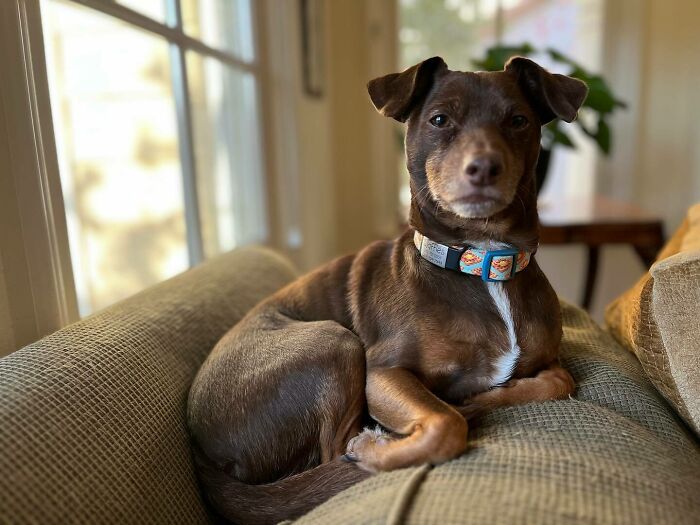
[166,0,203,265]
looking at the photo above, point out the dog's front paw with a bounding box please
[343,426,397,472]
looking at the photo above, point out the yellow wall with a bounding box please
[326,0,399,256]
[265,0,399,270]
[327,1,374,255]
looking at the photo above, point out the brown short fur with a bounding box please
[187,56,587,524]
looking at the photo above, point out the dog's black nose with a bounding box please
[465,154,503,186]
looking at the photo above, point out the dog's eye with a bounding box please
[511,115,529,129]
[429,114,449,128]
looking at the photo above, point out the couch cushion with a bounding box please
[606,203,700,435]
[0,246,296,524]
[295,301,700,525]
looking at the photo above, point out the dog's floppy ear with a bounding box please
[505,57,588,124]
[367,56,447,122]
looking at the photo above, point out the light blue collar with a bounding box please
[413,231,532,282]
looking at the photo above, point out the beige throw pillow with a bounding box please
[606,203,700,435]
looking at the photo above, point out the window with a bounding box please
[41,0,266,315]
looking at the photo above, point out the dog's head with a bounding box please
[368,57,587,241]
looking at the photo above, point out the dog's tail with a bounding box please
[194,452,371,524]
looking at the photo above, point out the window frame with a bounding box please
[0,0,79,350]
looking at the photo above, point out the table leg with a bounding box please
[634,244,660,268]
[582,246,599,311]
[634,223,665,268]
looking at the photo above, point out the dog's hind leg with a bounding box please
[189,312,367,485]
[189,311,371,523]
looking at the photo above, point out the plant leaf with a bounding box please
[547,48,584,70]
[577,117,611,154]
[576,118,595,137]
[471,44,534,71]
[557,64,624,115]
[595,118,611,155]
[580,76,618,114]
[550,126,575,149]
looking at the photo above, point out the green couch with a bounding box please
[1,247,698,524]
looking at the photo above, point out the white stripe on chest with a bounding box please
[486,282,521,386]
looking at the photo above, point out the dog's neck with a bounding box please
[408,174,540,253]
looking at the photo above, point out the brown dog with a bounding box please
[187,56,588,524]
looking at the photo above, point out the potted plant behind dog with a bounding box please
[472,44,627,194]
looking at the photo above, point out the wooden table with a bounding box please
[539,195,665,311]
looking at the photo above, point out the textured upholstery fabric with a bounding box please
[0,247,297,524]
[606,203,700,435]
[296,301,700,525]
[2,246,698,525]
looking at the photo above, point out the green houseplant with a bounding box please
[472,44,627,193]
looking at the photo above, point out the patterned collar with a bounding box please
[413,230,532,282]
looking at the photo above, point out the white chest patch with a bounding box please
[486,282,521,386]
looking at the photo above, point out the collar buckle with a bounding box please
[481,248,519,282]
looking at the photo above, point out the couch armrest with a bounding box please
[0,246,296,524]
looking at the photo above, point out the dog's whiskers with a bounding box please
[413,183,431,202]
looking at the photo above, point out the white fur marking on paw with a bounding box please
[347,425,392,456]
[359,425,389,442]
[487,282,521,386]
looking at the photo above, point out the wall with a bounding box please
[326,2,375,256]
[535,0,700,321]
[263,0,398,270]
[588,0,700,320]
[600,0,700,227]
[261,0,336,270]
[327,1,399,255]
